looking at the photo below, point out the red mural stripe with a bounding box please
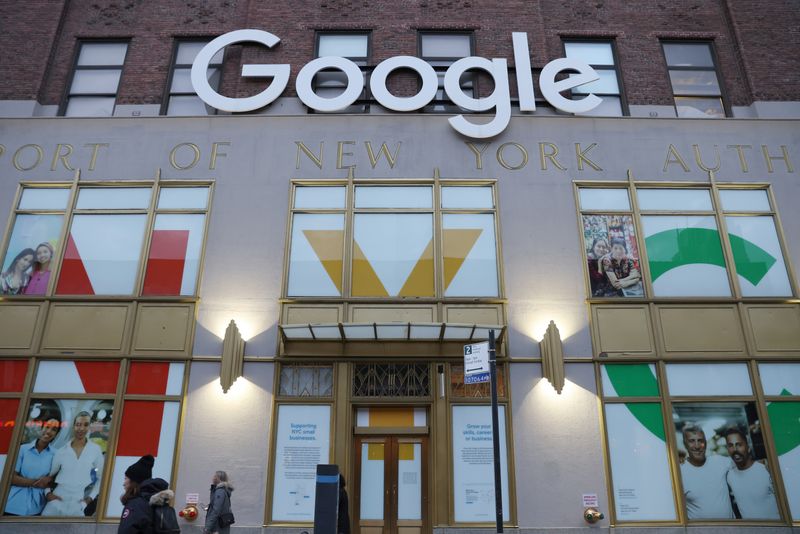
[126,362,170,395]
[75,361,121,394]
[116,401,164,456]
[0,360,28,392]
[142,230,190,296]
[0,399,20,454]
[55,234,95,295]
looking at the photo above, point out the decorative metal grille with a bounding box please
[450,363,506,398]
[279,364,333,397]
[353,363,430,397]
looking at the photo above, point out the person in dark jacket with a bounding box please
[117,455,173,534]
[204,470,233,534]
[338,474,351,534]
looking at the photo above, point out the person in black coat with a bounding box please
[338,474,351,534]
[118,455,173,534]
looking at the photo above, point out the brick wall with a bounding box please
[0,0,797,108]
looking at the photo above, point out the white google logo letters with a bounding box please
[191,29,601,138]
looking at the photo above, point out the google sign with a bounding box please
[192,30,602,138]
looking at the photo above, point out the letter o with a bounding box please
[497,142,529,170]
[370,56,438,111]
[13,144,44,171]
[170,143,201,170]
[296,57,364,112]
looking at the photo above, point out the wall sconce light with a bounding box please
[437,364,446,399]
[221,319,245,393]
[539,320,565,394]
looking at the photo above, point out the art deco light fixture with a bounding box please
[539,320,565,394]
[221,320,245,393]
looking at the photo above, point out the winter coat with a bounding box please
[205,481,234,534]
[118,478,172,534]
[338,475,351,534]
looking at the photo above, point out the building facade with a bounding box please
[0,1,799,533]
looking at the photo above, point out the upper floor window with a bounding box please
[578,184,794,299]
[662,42,727,118]
[62,41,128,117]
[164,40,223,115]
[0,183,212,297]
[564,40,625,116]
[314,32,370,113]
[286,181,500,298]
[419,33,473,112]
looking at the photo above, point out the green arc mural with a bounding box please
[645,228,776,286]
[605,365,665,441]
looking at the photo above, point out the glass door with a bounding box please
[354,436,427,534]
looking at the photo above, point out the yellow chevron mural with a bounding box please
[301,229,483,297]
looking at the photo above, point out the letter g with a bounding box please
[192,29,290,112]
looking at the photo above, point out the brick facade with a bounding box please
[0,0,798,108]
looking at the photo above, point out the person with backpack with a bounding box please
[204,470,234,534]
[118,455,180,534]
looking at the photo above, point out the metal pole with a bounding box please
[489,329,503,533]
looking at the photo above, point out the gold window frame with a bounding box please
[0,356,188,525]
[596,359,796,526]
[282,176,504,302]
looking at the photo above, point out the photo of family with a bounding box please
[582,214,644,297]
[3,399,113,517]
[673,402,781,521]
[0,214,63,296]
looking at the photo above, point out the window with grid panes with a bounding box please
[600,361,798,523]
[0,184,211,297]
[577,185,794,299]
[564,40,625,116]
[62,42,128,117]
[314,33,370,113]
[165,40,223,115]
[662,42,727,118]
[419,33,473,112]
[285,182,499,298]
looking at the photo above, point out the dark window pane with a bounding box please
[674,96,725,118]
[669,70,721,96]
[663,43,714,67]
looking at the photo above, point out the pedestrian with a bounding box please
[117,455,174,534]
[204,470,234,534]
[338,474,350,534]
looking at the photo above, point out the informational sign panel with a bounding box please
[464,342,490,384]
[452,405,510,522]
[271,405,331,521]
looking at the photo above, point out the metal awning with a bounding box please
[278,322,506,344]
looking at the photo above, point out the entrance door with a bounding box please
[353,436,427,534]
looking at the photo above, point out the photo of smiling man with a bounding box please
[725,427,781,520]
[679,423,735,519]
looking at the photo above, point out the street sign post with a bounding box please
[464,341,490,384]
[464,334,503,533]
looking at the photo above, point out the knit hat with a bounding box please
[125,455,154,484]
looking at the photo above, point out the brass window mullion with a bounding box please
[433,175,443,300]
[343,179,355,300]
[709,175,742,299]
[766,186,800,297]
[133,182,160,297]
[749,359,794,523]
[191,182,215,297]
[628,178,655,299]
[656,360,687,524]
[46,175,80,296]
[96,358,130,521]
